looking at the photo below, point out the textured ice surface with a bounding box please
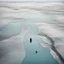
[0,2,64,64]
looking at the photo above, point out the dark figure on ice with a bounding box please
[30,38,32,43]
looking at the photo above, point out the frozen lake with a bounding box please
[0,2,64,64]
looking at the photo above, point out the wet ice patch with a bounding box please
[0,28,29,64]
